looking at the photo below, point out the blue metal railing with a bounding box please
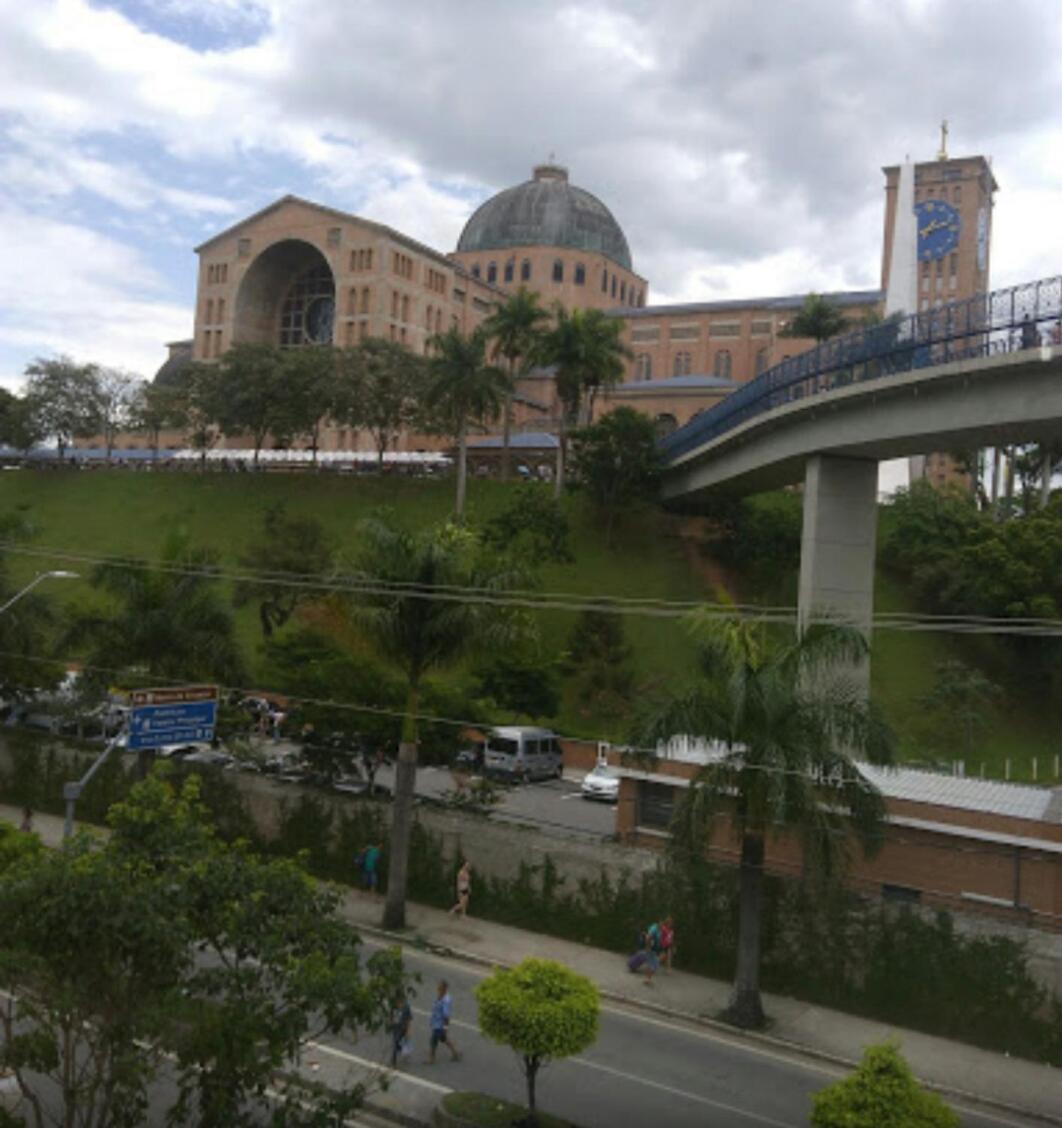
[660,275,1062,463]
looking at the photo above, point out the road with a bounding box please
[301,940,1044,1128]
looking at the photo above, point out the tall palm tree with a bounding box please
[484,289,550,482]
[541,307,631,497]
[425,326,509,518]
[634,618,894,1029]
[347,519,522,930]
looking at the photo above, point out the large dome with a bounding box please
[456,164,632,271]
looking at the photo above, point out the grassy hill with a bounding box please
[0,469,1055,779]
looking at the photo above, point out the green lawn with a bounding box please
[1,469,1056,778]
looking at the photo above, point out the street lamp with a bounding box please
[0,570,79,616]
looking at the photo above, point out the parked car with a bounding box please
[581,764,620,803]
[482,726,563,781]
[181,749,235,769]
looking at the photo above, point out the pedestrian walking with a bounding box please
[427,980,461,1064]
[641,921,661,986]
[449,860,471,916]
[389,993,413,1068]
[18,807,32,834]
[359,842,382,895]
[658,915,675,972]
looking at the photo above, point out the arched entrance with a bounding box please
[233,239,336,348]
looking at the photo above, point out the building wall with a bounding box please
[449,243,648,314]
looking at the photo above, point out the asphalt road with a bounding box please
[303,941,1044,1128]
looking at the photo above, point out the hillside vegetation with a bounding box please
[0,469,1056,778]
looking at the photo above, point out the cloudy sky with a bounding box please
[2,0,1062,389]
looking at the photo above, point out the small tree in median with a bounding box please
[811,1041,958,1128]
[476,958,599,1128]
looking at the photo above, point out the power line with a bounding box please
[5,539,1062,637]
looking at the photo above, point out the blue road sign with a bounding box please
[128,686,218,750]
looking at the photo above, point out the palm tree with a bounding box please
[347,518,522,930]
[634,618,894,1029]
[484,289,550,482]
[425,326,510,518]
[541,307,631,497]
[779,294,851,344]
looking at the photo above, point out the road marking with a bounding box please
[305,1039,452,1095]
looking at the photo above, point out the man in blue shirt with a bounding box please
[360,842,381,894]
[427,980,461,1063]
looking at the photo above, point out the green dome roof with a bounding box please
[456,164,632,272]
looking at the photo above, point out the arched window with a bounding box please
[574,263,586,286]
[620,282,627,303]
[487,262,497,283]
[672,351,692,376]
[521,259,531,281]
[610,276,617,298]
[601,269,609,293]
[635,353,652,381]
[504,260,514,283]
[713,349,732,379]
[654,413,679,438]
[472,264,481,278]
[755,347,769,376]
[552,260,564,282]
[278,261,335,347]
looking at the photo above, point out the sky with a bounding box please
[2,0,1062,393]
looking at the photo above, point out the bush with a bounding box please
[811,1041,958,1127]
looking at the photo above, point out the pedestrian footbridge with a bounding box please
[658,276,1062,683]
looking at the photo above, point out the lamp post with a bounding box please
[0,569,79,616]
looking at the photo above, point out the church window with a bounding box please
[426,304,433,329]
[620,281,626,303]
[601,269,608,292]
[654,413,678,438]
[390,323,397,341]
[205,298,214,324]
[401,294,410,321]
[237,238,251,258]
[327,227,341,247]
[673,352,691,376]
[953,185,961,204]
[359,321,369,340]
[348,288,358,316]
[521,259,531,281]
[216,298,224,322]
[713,349,732,379]
[487,262,498,283]
[472,264,481,278]
[755,347,769,376]
[278,261,336,347]
[504,260,514,283]
[360,286,371,313]
[610,276,617,298]
[345,322,354,347]
[400,327,407,344]
[575,263,586,286]
[635,353,652,381]
[436,309,442,333]
[553,260,564,282]
[201,330,211,357]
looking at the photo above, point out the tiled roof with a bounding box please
[467,431,559,450]
[859,765,1057,823]
[611,289,883,319]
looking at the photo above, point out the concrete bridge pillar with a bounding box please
[797,455,878,692]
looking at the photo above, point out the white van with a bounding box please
[483,726,563,781]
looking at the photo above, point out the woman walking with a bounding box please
[449,860,471,916]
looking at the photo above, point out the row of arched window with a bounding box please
[467,258,644,305]
[631,347,775,382]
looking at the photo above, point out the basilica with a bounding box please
[156,148,995,469]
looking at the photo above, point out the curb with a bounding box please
[351,916,1062,1128]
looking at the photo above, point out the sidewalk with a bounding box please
[5,804,1060,1125]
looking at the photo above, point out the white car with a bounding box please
[581,764,620,803]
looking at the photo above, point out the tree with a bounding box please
[128,380,181,458]
[278,345,338,461]
[919,660,1001,763]
[335,338,426,467]
[346,517,522,929]
[564,610,636,716]
[425,325,509,518]
[540,307,631,496]
[811,1041,958,1128]
[633,618,894,1029]
[95,367,140,459]
[66,531,246,690]
[779,294,851,343]
[484,289,550,481]
[0,772,408,1128]
[474,653,560,720]
[476,958,599,1128]
[233,504,335,638]
[22,355,103,460]
[0,389,44,453]
[569,406,660,545]
[198,342,288,465]
[481,483,574,565]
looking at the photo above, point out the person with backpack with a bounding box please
[627,922,659,985]
[389,993,413,1068]
[359,842,382,895]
